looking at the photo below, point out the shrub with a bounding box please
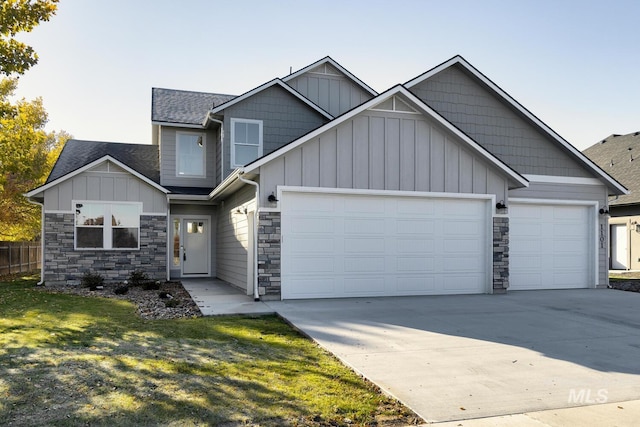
[114,285,129,295]
[128,270,149,287]
[158,291,172,299]
[81,272,104,291]
[164,298,180,308]
[142,280,160,290]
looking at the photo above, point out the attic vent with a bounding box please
[370,96,419,114]
[610,159,614,167]
[635,132,640,136]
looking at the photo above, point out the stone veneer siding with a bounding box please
[43,213,167,286]
[493,216,509,293]
[257,211,281,300]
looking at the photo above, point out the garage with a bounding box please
[509,201,595,290]
[281,190,491,299]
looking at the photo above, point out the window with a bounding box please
[177,132,205,177]
[75,202,141,250]
[231,118,262,167]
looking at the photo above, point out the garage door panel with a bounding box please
[510,203,593,291]
[282,192,490,299]
[291,217,334,233]
[344,257,385,272]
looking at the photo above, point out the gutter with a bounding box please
[237,171,260,301]
[26,198,45,286]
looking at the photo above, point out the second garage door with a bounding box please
[281,191,490,299]
[510,202,594,290]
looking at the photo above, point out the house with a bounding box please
[26,56,627,299]
[583,132,640,270]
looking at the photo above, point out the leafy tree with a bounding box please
[0,78,69,240]
[0,0,59,76]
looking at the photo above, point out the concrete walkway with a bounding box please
[181,278,273,315]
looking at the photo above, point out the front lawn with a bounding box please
[0,275,419,426]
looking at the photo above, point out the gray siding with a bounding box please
[286,67,373,117]
[216,185,256,289]
[43,162,167,213]
[169,204,217,278]
[222,85,328,179]
[159,126,217,188]
[258,110,510,206]
[409,65,591,177]
[509,182,609,286]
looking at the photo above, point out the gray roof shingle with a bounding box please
[583,132,640,206]
[47,139,160,184]
[152,88,236,125]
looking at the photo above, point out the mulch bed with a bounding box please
[609,279,640,293]
[37,280,202,320]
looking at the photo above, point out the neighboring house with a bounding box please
[584,132,640,270]
[26,56,627,299]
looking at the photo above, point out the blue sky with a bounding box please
[13,0,640,150]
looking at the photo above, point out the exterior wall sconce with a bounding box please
[268,193,278,202]
[496,201,507,210]
[599,208,609,215]
[235,207,247,215]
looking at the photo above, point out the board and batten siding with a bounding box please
[409,65,591,178]
[43,162,166,213]
[509,181,609,286]
[222,85,328,179]
[286,68,373,117]
[216,185,256,289]
[258,110,509,206]
[159,126,217,188]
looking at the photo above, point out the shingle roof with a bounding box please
[152,88,236,125]
[47,139,160,184]
[583,131,640,206]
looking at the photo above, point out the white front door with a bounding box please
[183,219,209,275]
[611,224,628,270]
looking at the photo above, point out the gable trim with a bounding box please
[282,56,378,97]
[524,174,605,186]
[208,78,333,120]
[405,55,628,196]
[25,155,169,198]
[243,85,528,188]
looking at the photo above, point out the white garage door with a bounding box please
[510,202,594,290]
[281,191,490,299]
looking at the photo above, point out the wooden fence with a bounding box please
[0,242,41,276]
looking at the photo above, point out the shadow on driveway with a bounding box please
[267,289,640,422]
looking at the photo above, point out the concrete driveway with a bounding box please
[267,289,640,423]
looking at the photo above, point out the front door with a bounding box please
[611,224,628,270]
[183,219,209,275]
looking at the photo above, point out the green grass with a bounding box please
[0,275,417,426]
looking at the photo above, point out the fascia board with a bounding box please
[406,55,627,195]
[283,56,378,97]
[25,155,168,198]
[151,121,204,129]
[210,79,333,120]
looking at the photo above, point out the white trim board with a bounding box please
[524,174,604,186]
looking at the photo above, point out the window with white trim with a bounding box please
[75,202,141,250]
[176,132,205,177]
[231,118,263,167]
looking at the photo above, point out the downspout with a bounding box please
[237,171,260,301]
[27,199,45,285]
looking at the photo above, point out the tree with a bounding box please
[0,0,59,76]
[0,78,68,240]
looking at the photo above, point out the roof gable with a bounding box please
[244,85,528,189]
[405,55,626,195]
[209,79,333,120]
[282,56,377,97]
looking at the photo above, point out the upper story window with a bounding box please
[75,202,141,250]
[231,118,263,167]
[176,132,205,177]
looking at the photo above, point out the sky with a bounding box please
[12,0,640,151]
